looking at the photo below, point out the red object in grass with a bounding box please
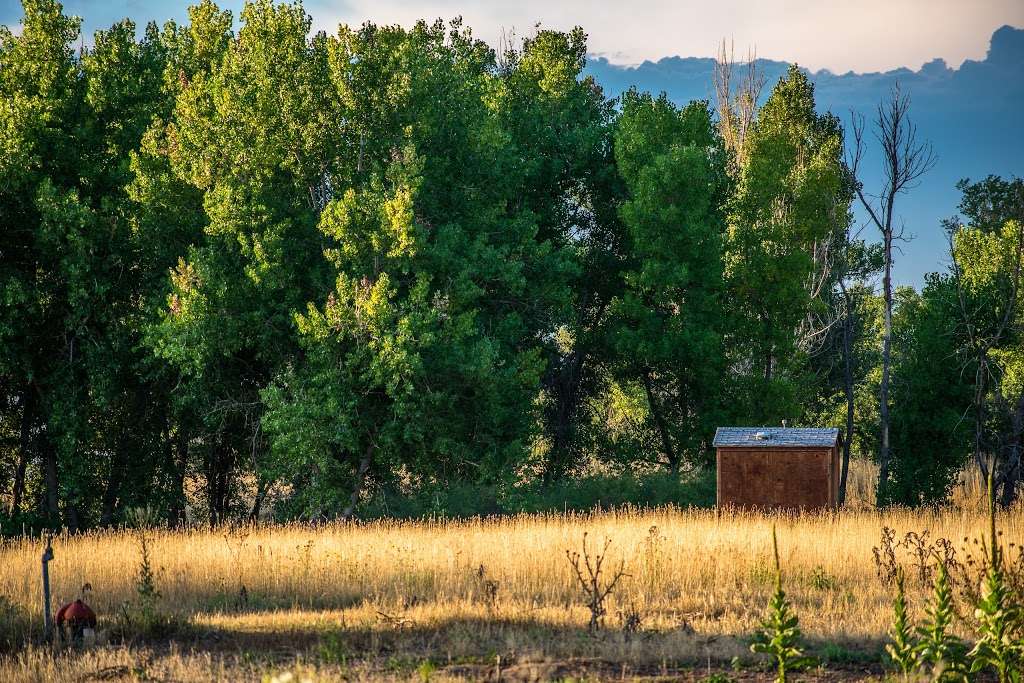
[56,599,96,628]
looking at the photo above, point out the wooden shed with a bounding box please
[713,427,841,510]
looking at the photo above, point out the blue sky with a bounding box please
[4,0,1022,72]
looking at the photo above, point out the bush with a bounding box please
[358,469,715,519]
[111,510,192,642]
[0,596,33,653]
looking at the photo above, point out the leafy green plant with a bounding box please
[808,565,838,591]
[819,642,873,665]
[318,630,351,666]
[115,508,189,640]
[701,673,736,683]
[417,659,437,682]
[885,567,919,677]
[915,560,967,681]
[134,525,160,611]
[750,527,815,683]
[968,476,1023,683]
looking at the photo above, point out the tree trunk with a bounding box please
[167,429,189,527]
[546,348,587,481]
[544,293,603,483]
[998,397,1024,507]
[207,440,233,527]
[642,370,678,473]
[100,443,128,526]
[64,503,81,532]
[340,442,373,521]
[877,232,893,504]
[10,386,34,516]
[41,432,60,524]
[838,291,855,506]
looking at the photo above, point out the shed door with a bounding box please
[718,448,831,509]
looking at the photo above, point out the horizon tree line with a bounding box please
[1,0,1020,531]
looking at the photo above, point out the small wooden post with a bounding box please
[41,534,54,642]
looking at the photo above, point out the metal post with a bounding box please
[41,534,53,643]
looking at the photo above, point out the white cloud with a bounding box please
[306,0,1024,72]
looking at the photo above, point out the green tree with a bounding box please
[261,19,553,517]
[491,28,626,480]
[1,1,174,529]
[142,0,342,523]
[948,177,1024,506]
[608,92,728,473]
[887,280,972,505]
[725,65,852,424]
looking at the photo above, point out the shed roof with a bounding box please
[713,427,839,448]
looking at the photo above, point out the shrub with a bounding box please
[914,560,967,680]
[750,527,814,683]
[113,510,191,641]
[885,567,919,676]
[0,595,33,653]
[358,469,716,519]
[565,533,628,631]
[968,481,1023,683]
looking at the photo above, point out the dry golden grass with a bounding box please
[1,477,1021,681]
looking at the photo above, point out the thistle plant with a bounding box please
[968,474,1023,683]
[751,527,814,683]
[886,566,919,677]
[915,559,967,681]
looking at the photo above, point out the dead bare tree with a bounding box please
[714,39,764,171]
[848,83,936,502]
[833,196,881,506]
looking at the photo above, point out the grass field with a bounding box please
[2,474,1021,682]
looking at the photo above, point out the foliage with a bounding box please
[609,91,729,473]
[725,65,852,425]
[885,568,919,676]
[914,561,968,681]
[968,483,1024,682]
[0,0,1018,528]
[750,527,814,682]
[886,282,974,505]
[358,469,715,519]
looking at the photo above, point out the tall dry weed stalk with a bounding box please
[565,533,628,631]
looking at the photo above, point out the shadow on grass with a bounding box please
[139,612,892,680]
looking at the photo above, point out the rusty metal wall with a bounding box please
[716,447,837,510]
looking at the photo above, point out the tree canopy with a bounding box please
[1,1,1018,530]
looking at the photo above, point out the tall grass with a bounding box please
[1,461,1018,680]
[2,504,1017,642]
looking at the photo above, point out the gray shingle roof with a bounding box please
[713,427,839,448]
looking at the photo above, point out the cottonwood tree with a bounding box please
[0,0,85,526]
[490,28,626,481]
[261,20,559,517]
[1,1,172,529]
[887,280,972,504]
[848,83,936,504]
[144,0,342,523]
[609,92,729,472]
[949,211,1024,506]
[726,65,851,423]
